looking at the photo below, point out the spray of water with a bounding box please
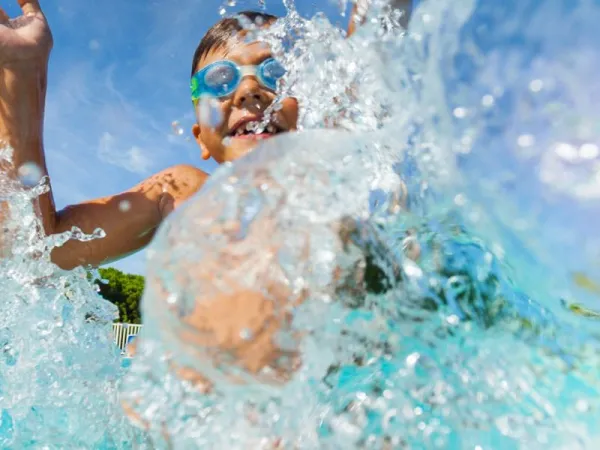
[0,147,143,448]
[1,0,600,448]
[121,0,600,448]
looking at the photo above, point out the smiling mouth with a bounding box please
[228,120,284,140]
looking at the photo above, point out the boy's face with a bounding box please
[192,39,298,164]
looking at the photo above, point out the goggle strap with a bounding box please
[239,65,258,77]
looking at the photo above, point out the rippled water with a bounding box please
[2,0,600,448]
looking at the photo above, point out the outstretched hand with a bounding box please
[0,0,52,67]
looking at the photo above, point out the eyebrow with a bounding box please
[197,45,272,74]
[226,43,273,63]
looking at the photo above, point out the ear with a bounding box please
[192,123,211,160]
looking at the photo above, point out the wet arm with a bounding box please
[51,164,208,270]
[0,66,208,270]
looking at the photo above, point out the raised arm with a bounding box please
[0,1,207,270]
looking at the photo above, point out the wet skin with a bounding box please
[191,40,299,163]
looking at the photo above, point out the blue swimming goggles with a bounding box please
[190,58,286,103]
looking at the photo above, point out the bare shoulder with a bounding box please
[153,164,210,193]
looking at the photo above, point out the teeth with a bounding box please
[232,120,274,137]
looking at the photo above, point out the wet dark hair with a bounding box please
[191,10,278,77]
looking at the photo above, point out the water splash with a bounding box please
[122,0,600,447]
[2,0,600,448]
[0,147,142,448]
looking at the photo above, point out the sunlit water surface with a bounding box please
[2,0,600,448]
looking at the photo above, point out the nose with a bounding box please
[232,77,270,109]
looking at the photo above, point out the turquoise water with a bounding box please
[2,0,600,448]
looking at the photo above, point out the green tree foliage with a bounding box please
[94,267,145,324]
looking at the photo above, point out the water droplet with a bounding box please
[554,142,578,161]
[529,79,544,92]
[576,399,590,412]
[446,314,460,325]
[171,121,184,136]
[481,95,494,107]
[227,0,236,6]
[198,98,223,129]
[517,134,535,148]
[579,143,599,160]
[453,107,467,118]
[36,320,54,336]
[219,7,226,16]
[17,162,43,187]
[239,328,253,341]
[222,137,232,146]
[118,200,131,212]
[454,193,467,206]
[406,352,420,367]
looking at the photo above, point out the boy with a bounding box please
[131,6,419,398]
[2,0,414,408]
[0,0,411,271]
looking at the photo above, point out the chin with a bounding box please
[224,144,259,162]
[224,134,285,162]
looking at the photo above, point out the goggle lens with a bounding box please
[258,58,286,91]
[191,58,286,102]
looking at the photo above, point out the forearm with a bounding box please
[0,64,57,233]
[51,165,208,270]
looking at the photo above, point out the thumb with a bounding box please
[158,193,176,219]
[17,0,42,16]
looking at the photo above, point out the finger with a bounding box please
[0,8,10,24]
[17,0,42,16]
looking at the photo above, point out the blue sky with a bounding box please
[6,0,350,274]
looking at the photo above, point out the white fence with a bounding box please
[112,323,142,352]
